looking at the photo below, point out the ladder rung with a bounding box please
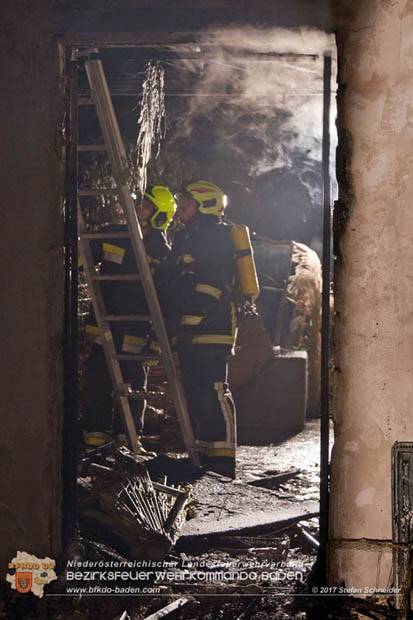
[78,189,119,196]
[91,274,140,281]
[79,232,130,239]
[105,315,150,321]
[78,97,93,106]
[114,354,160,362]
[118,390,169,401]
[78,144,107,152]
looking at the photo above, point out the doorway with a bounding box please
[62,28,337,600]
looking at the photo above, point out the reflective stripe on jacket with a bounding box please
[86,224,170,345]
[170,216,237,352]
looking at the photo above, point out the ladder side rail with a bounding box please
[77,206,139,451]
[84,58,199,466]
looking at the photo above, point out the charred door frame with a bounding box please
[61,36,334,578]
[319,53,332,577]
[62,46,80,546]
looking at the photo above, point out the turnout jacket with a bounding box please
[170,215,237,354]
[85,223,170,354]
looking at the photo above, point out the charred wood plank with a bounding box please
[143,598,189,620]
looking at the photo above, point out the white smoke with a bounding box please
[167,26,336,178]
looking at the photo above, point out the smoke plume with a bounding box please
[163,26,337,245]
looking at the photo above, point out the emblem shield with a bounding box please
[16,572,32,593]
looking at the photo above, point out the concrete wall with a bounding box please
[60,0,333,43]
[0,2,65,572]
[330,0,413,589]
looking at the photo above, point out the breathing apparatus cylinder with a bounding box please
[230,224,260,301]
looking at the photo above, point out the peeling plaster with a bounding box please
[345,441,359,452]
[355,487,376,507]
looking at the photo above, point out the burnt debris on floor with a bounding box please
[75,421,325,601]
[78,448,192,560]
[0,420,401,619]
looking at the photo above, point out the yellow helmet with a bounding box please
[144,185,177,230]
[185,181,228,217]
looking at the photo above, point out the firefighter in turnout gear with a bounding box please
[83,185,176,453]
[170,181,238,478]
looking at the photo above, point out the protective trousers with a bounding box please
[178,347,237,475]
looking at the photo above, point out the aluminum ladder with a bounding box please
[76,50,199,465]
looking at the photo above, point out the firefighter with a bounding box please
[83,185,176,454]
[170,181,238,478]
